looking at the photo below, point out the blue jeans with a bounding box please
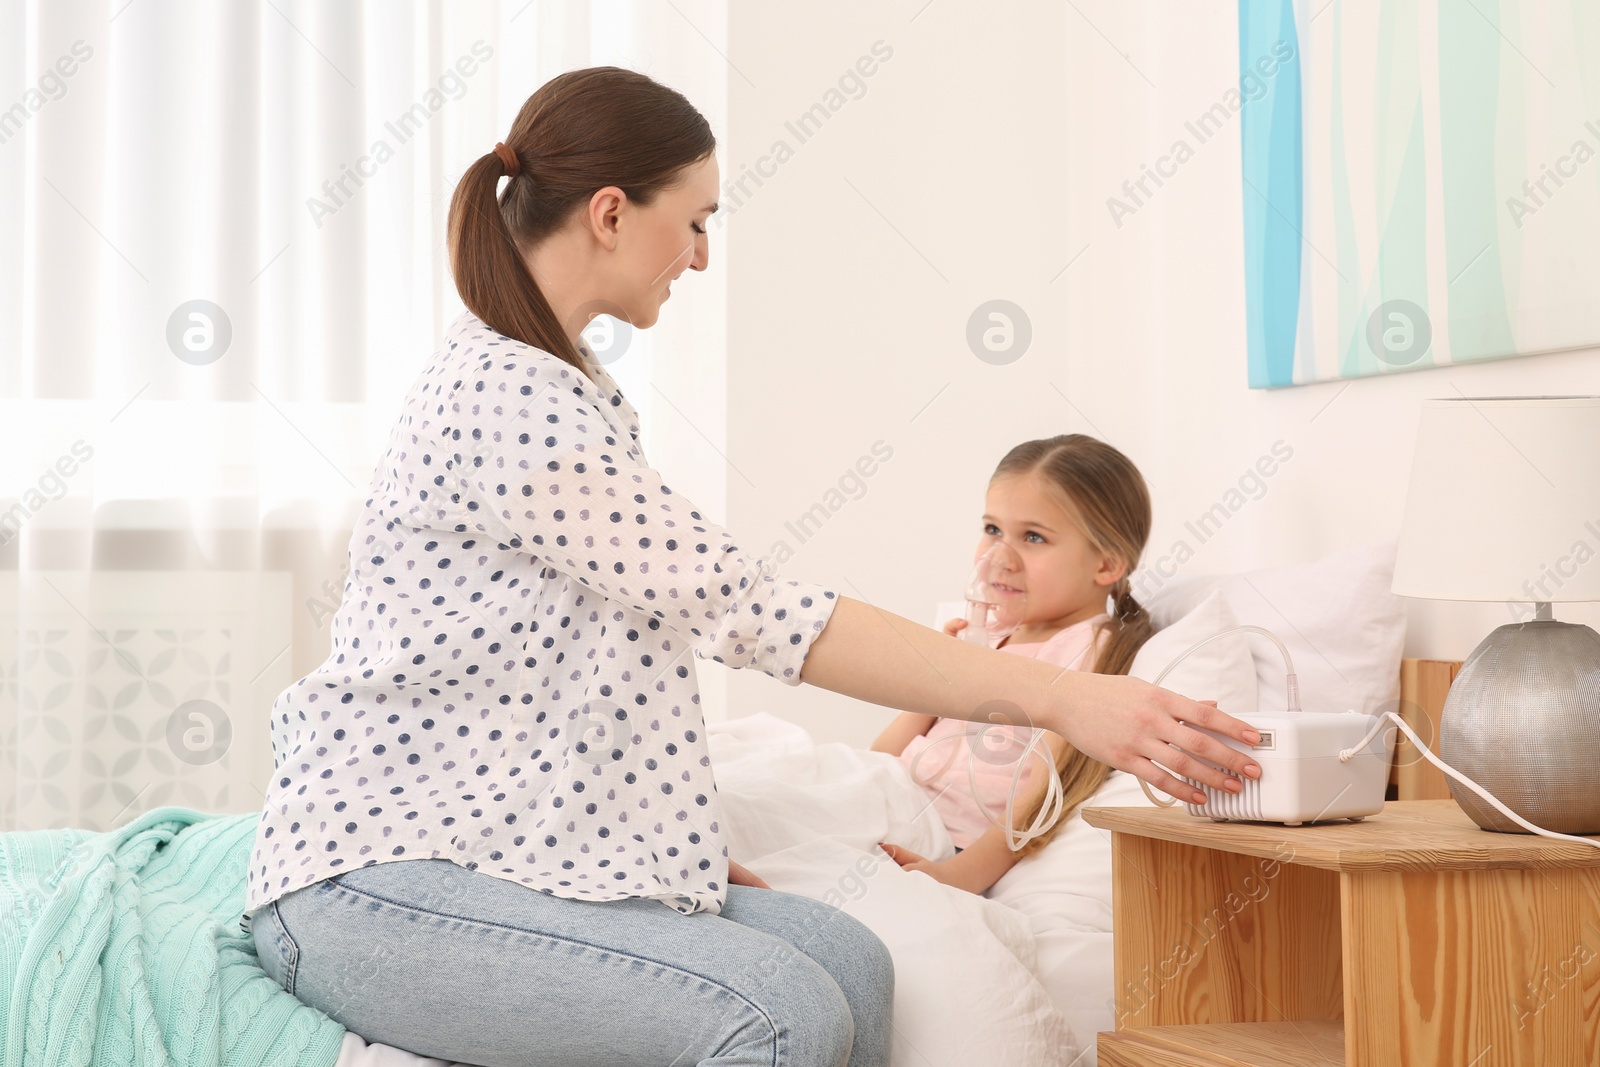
[249,857,895,1066]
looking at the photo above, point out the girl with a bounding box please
[873,434,1159,896]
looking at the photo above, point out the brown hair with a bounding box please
[446,67,716,377]
[991,434,1155,858]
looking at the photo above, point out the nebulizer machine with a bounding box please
[908,547,1600,855]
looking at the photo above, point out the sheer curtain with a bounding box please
[0,0,730,832]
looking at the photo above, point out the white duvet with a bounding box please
[334,711,1157,1067]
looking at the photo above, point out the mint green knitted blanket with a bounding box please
[0,806,345,1067]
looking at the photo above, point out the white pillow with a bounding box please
[1141,535,1408,716]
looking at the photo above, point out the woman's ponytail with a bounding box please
[447,147,583,374]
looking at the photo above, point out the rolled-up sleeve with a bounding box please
[439,356,839,685]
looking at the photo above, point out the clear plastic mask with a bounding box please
[962,541,1027,645]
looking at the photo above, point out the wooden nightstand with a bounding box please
[1080,799,1600,1066]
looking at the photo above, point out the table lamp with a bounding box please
[1392,395,1600,835]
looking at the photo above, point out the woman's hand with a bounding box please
[727,858,770,889]
[1043,671,1261,805]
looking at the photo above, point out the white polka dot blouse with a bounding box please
[246,310,840,917]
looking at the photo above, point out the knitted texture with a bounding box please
[0,807,345,1067]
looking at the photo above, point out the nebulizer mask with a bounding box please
[907,543,1070,852]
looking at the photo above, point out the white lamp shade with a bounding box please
[1393,396,1600,603]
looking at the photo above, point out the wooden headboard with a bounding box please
[1390,657,1464,801]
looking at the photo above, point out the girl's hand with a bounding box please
[727,858,770,889]
[878,842,982,895]
[942,617,968,638]
[878,842,937,877]
[1044,671,1260,805]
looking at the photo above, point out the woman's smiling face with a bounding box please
[979,471,1125,637]
[605,153,719,329]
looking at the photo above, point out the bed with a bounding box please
[0,537,1423,1067]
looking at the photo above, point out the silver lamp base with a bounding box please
[1440,615,1600,835]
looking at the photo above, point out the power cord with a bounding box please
[1340,711,1600,851]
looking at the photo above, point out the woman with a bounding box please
[246,66,1261,1067]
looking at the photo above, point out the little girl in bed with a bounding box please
[871,433,1162,897]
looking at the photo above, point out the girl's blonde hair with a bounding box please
[990,434,1154,859]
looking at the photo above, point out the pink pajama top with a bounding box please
[897,613,1111,849]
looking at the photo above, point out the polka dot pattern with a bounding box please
[246,310,839,918]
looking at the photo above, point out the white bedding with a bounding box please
[707,712,1085,1065]
[331,711,1147,1067]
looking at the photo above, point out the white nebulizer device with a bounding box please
[1139,627,1391,825]
[1141,627,1600,853]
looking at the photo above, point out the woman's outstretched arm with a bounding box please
[799,596,1261,805]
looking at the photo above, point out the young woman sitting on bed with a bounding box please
[873,434,1181,896]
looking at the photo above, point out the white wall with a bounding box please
[712,0,1600,748]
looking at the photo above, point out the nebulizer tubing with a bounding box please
[1136,624,1300,808]
[906,715,1067,853]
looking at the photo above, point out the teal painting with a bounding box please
[1241,0,1600,388]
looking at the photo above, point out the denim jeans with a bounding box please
[248,857,895,1067]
